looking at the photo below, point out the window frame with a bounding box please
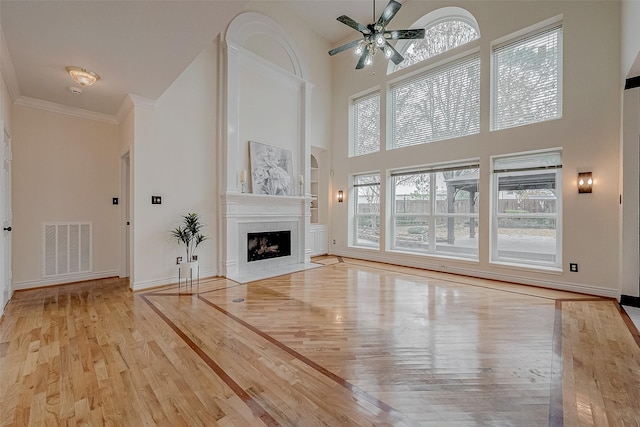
[490,19,564,131]
[490,150,563,270]
[389,7,480,75]
[388,51,481,150]
[350,90,381,157]
[390,162,480,260]
[352,173,381,249]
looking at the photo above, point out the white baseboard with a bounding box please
[13,270,120,291]
[331,249,620,299]
[131,269,217,292]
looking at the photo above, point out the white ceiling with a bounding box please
[0,0,249,117]
[0,0,404,118]
[11,1,634,120]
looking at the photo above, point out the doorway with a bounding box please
[120,152,131,282]
[1,127,12,313]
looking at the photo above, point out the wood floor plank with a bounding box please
[0,259,638,425]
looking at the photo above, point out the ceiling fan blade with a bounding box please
[383,42,404,65]
[384,29,426,40]
[329,39,362,56]
[355,51,369,69]
[377,0,402,28]
[337,15,370,34]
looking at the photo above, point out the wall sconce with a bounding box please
[337,190,344,203]
[578,172,593,193]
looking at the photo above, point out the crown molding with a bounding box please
[115,94,157,123]
[1,28,21,102]
[128,94,156,110]
[15,96,118,125]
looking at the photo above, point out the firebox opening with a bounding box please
[248,230,291,262]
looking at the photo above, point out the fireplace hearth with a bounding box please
[248,230,291,262]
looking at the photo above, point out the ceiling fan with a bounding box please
[328,0,425,69]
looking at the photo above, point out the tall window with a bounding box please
[353,173,381,248]
[391,163,479,260]
[390,54,480,149]
[491,151,562,268]
[351,91,380,157]
[492,22,563,130]
[394,19,479,72]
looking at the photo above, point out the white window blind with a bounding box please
[493,151,562,172]
[492,23,563,130]
[352,91,380,157]
[391,54,480,149]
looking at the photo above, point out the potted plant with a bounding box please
[170,212,208,278]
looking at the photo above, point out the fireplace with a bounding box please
[221,193,316,282]
[248,230,291,262]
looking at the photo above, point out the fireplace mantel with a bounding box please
[222,192,311,218]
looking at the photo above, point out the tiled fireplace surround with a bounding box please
[221,192,314,283]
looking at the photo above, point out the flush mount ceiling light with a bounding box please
[65,66,100,86]
[328,0,425,69]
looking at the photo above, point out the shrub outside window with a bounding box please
[353,174,381,248]
[351,91,380,157]
[491,151,562,268]
[391,164,479,259]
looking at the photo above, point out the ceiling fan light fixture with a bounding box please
[328,0,425,70]
[66,66,100,86]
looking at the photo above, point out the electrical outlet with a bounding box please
[569,263,578,272]
[333,239,336,244]
[176,256,182,265]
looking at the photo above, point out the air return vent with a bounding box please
[43,222,92,278]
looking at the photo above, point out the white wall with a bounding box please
[130,41,219,290]
[12,105,120,289]
[622,0,640,79]
[242,1,333,152]
[329,1,622,297]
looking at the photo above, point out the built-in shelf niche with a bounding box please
[310,154,319,224]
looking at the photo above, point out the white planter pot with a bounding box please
[179,261,198,277]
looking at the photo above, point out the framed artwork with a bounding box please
[249,141,293,196]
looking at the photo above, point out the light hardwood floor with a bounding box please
[1,257,639,426]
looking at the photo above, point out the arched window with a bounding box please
[389,7,480,74]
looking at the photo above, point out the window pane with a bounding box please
[356,215,380,247]
[394,216,430,252]
[434,216,478,258]
[436,169,479,214]
[391,164,479,260]
[354,173,380,248]
[496,217,557,263]
[353,92,380,156]
[396,20,479,71]
[497,174,557,214]
[391,55,480,148]
[393,174,430,214]
[493,24,562,130]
